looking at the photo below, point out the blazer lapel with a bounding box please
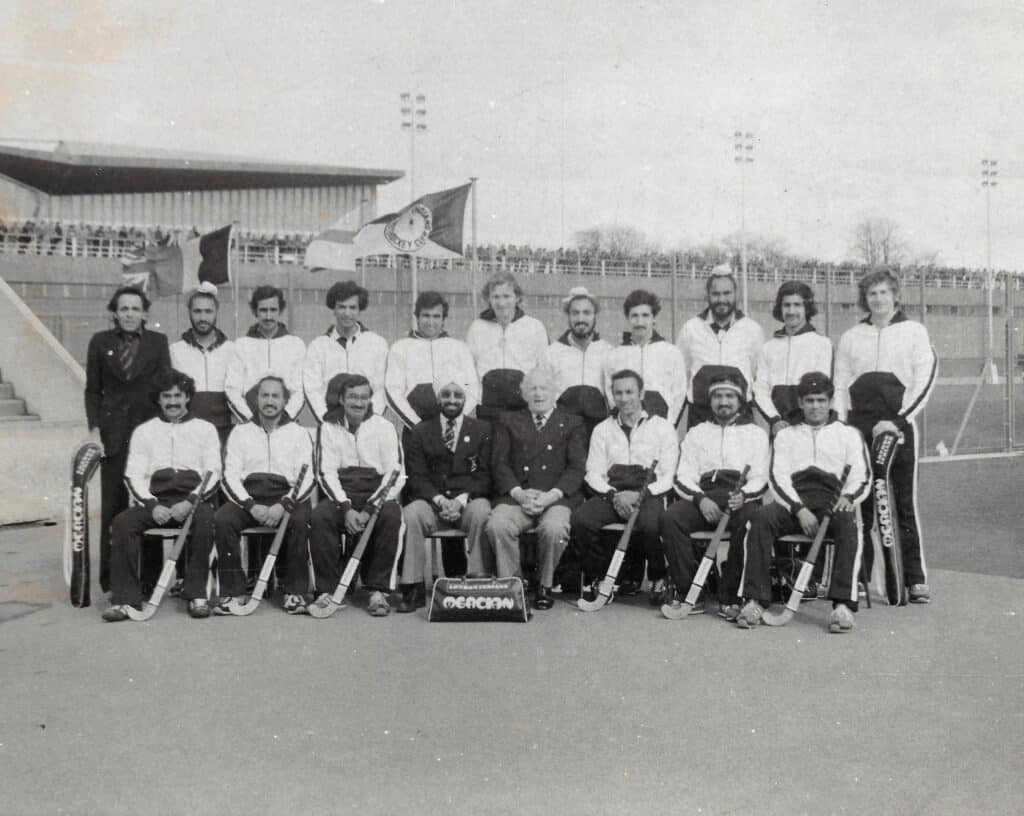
[102,332,129,383]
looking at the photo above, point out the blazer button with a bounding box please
[547,444,553,450]
[523,466,530,471]
[541,465,547,470]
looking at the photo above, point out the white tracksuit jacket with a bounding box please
[169,329,236,429]
[584,412,680,497]
[603,334,687,425]
[222,418,315,509]
[542,332,613,421]
[677,311,764,402]
[303,324,389,422]
[384,332,479,430]
[124,415,222,506]
[315,414,406,509]
[672,418,770,502]
[753,325,834,424]
[224,324,306,422]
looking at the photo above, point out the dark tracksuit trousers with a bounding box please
[742,504,862,610]
[659,499,759,604]
[214,501,312,597]
[109,500,215,606]
[572,494,666,585]
[308,500,404,593]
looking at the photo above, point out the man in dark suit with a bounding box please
[84,286,171,592]
[484,366,587,610]
[399,379,493,613]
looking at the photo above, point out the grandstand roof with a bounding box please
[0,140,404,196]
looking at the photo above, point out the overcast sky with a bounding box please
[1,0,1022,267]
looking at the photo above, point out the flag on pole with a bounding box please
[304,209,360,271]
[120,225,233,296]
[354,183,470,259]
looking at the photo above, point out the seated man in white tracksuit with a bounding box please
[385,290,479,437]
[224,285,306,422]
[103,368,222,622]
[215,374,315,615]
[304,280,390,423]
[309,374,406,617]
[753,280,833,437]
[738,372,870,633]
[169,282,236,446]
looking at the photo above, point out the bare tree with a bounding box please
[573,223,651,257]
[850,218,908,267]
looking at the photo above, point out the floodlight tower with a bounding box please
[401,93,427,199]
[734,131,754,313]
[981,158,998,361]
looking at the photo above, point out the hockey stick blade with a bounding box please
[577,582,613,612]
[761,605,796,627]
[660,600,692,620]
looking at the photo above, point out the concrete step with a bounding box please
[0,382,13,399]
[0,413,40,422]
[0,398,29,417]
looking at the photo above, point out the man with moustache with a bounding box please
[102,369,222,621]
[603,290,687,426]
[304,280,390,423]
[225,286,306,422]
[484,366,587,610]
[85,285,172,592]
[385,290,479,437]
[753,281,833,437]
[541,286,612,434]
[677,268,764,429]
[169,282,236,446]
[466,272,549,422]
[398,378,492,613]
[215,374,315,615]
[309,374,406,617]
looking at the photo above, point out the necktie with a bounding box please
[534,413,545,431]
[118,333,139,375]
[444,418,457,452]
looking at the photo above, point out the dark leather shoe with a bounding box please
[534,586,554,610]
[414,584,427,609]
[397,585,418,613]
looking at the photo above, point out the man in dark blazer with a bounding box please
[399,379,493,613]
[84,286,171,592]
[484,366,587,610]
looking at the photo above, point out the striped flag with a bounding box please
[120,225,233,297]
[354,183,470,259]
[304,209,360,271]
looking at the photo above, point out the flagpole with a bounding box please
[670,252,678,339]
[394,254,400,338]
[410,254,418,330]
[232,220,240,337]
[470,177,478,315]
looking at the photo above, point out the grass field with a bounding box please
[918,381,1023,454]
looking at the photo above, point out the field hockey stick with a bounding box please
[227,464,310,616]
[578,460,658,612]
[661,465,750,620]
[308,469,401,618]
[126,471,213,621]
[762,464,851,627]
[66,441,102,607]
[870,429,907,606]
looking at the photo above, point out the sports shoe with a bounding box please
[102,604,136,622]
[169,578,185,598]
[187,599,211,619]
[736,600,765,629]
[283,593,308,615]
[310,592,342,614]
[828,604,855,633]
[648,579,667,607]
[909,584,931,604]
[212,597,237,616]
[367,590,391,617]
[718,603,740,621]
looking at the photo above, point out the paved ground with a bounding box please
[1,457,1022,816]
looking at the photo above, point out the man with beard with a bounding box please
[834,269,936,604]
[215,375,315,615]
[572,369,679,604]
[677,269,764,429]
[309,374,406,617]
[466,272,549,422]
[603,290,687,426]
[753,281,833,437]
[170,282,236,446]
[484,366,587,610]
[399,378,492,612]
[738,372,870,632]
[304,280,389,422]
[102,369,222,621]
[85,285,172,592]
[385,290,479,436]
[225,286,306,422]
[659,372,769,619]
[541,286,612,434]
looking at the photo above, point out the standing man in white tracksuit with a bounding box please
[170,282,235,446]
[304,280,390,423]
[224,285,306,422]
[753,280,833,437]
[677,269,764,430]
[385,290,479,437]
[738,372,871,633]
[604,289,687,427]
[834,268,937,604]
[541,286,613,435]
[466,271,549,423]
